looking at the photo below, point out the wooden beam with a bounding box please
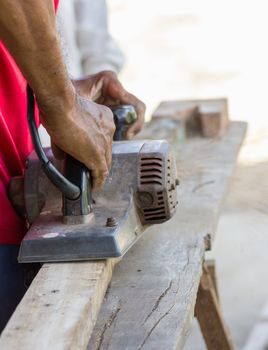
[206,259,219,300]
[152,98,229,138]
[0,260,116,350]
[0,121,246,350]
[88,122,246,350]
[195,264,235,350]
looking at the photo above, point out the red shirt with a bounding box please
[0,1,59,244]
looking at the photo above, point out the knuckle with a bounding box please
[98,170,109,183]
[100,70,117,79]
[139,101,146,113]
[101,105,113,119]
[110,122,116,133]
[103,169,110,178]
[135,125,142,134]
[98,145,107,158]
[93,166,109,180]
[142,101,146,111]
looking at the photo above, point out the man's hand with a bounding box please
[0,1,144,191]
[0,1,116,191]
[38,90,115,192]
[73,71,146,139]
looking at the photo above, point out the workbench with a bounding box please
[0,119,247,350]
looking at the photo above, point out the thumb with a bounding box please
[105,77,127,101]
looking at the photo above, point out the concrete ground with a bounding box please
[108,0,268,348]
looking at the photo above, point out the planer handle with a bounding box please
[62,105,136,221]
[111,105,137,141]
[27,85,136,221]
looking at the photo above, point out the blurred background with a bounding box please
[53,0,268,348]
[107,1,268,349]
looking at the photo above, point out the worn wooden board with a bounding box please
[152,98,229,138]
[0,122,246,350]
[195,265,234,350]
[88,122,247,350]
[0,259,117,350]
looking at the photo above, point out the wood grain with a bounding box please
[0,260,116,350]
[0,121,246,350]
[88,122,247,350]
[195,265,234,350]
[152,98,229,138]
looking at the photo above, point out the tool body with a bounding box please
[9,89,179,263]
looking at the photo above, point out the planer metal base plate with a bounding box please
[18,195,144,262]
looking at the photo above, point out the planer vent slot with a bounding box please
[141,157,162,162]
[139,157,168,223]
[141,168,162,174]
[140,157,164,186]
[143,206,165,213]
[141,174,162,180]
[140,162,162,168]
[140,180,162,186]
[145,216,166,221]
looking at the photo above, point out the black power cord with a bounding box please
[27,85,81,200]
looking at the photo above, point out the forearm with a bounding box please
[0,0,74,119]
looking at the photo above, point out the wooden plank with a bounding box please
[205,259,219,300]
[195,265,235,350]
[88,122,247,350]
[243,302,268,350]
[0,121,246,350]
[0,259,117,350]
[152,98,229,138]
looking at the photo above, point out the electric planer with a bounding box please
[9,86,179,263]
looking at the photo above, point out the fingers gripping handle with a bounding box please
[27,85,81,200]
[27,87,136,223]
[62,105,137,220]
[63,155,92,220]
[27,85,92,221]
